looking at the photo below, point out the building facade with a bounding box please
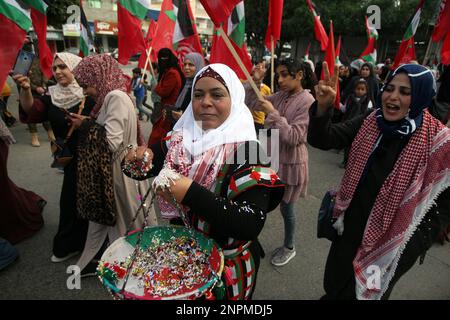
[79,0,214,53]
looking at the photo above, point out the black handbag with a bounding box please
[317,190,338,241]
[50,98,86,169]
[50,137,73,168]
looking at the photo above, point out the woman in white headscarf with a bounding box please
[124,64,285,300]
[13,53,95,263]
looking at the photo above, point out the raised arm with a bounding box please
[12,74,34,113]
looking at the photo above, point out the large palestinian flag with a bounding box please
[117,0,148,65]
[391,0,424,70]
[209,1,252,80]
[152,0,202,61]
[0,0,31,88]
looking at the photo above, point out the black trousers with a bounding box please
[323,228,427,300]
[52,159,88,257]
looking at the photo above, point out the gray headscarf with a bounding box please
[174,52,205,110]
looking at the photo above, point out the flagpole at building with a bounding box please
[217,25,263,100]
[271,35,275,93]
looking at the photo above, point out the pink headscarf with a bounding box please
[72,54,127,118]
[73,54,144,145]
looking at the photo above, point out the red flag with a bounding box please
[152,0,202,62]
[210,27,252,80]
[145,19,157,44]
[138,19,158,68]
[29,6,52,79]
[150,0,174,56]
[199,0,241,26]
[264,0,284,50]
[335,35,341,61]
[442,32,450,65]
[117,2,146,65]
[321,21,340,109]
[432,0,450,42]
[392,37,416,70]
[431,0,450,65]
[0,14,27,89]
[306,0,328,51]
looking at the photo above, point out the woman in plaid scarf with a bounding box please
[308,62,450,300]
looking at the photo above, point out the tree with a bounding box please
[246,0,439,42]
[245,0,439,62]
[244,1,269,60]
[45,0,80,28]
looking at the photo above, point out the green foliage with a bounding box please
[245,0,440,42]
[46,0,80,28]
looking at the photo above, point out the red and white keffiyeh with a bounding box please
[158,132,237,219]
[333,111,450,299]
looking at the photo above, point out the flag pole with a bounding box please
[148,49,156,79]
[141,47,155,83]
[271,35,275,93]
[217,25,263,100]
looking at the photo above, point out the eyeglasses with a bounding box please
[52,64,68,72]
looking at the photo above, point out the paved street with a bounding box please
[0,75,449,300]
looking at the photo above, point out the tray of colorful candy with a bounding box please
[97,225,224,300]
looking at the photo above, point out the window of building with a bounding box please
[87,0,101,9]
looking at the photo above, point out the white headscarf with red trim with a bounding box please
[172,63,257,156]
[159,63,257,219]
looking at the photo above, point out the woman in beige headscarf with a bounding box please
[13,52,96,263]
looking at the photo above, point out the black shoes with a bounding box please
[80,260,99,278]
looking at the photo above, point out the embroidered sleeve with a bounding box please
[227,166,284,200]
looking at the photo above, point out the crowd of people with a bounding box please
[1,39,449,300]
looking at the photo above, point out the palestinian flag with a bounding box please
[391,0,424,70]
[360,16,379,64]
[79,0,93,57]
[306,0,328,51]
[152,0,202,61]
[117,0,148,65]
[199,0,241,27]
[209,1,252,80]
[0,0,31,88]
[22,0,52,79]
